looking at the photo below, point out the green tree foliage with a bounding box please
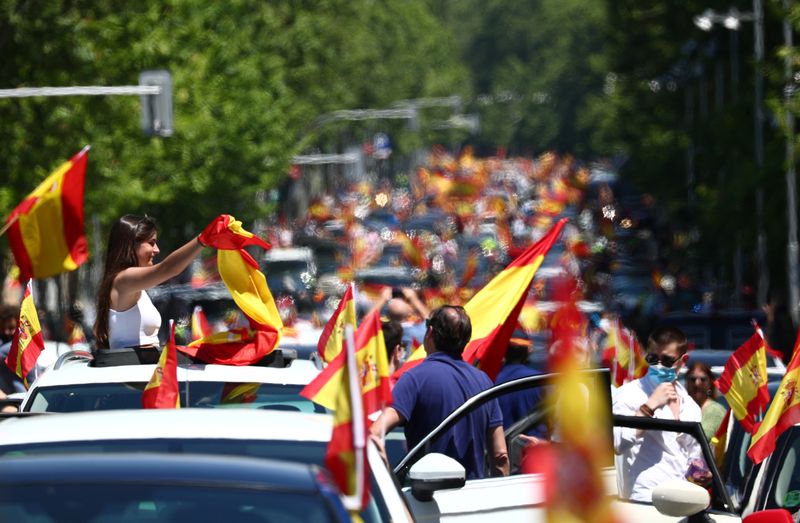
[0,0,468,255]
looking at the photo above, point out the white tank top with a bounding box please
[108,291,162,349]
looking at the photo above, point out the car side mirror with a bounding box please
[651,479,710,517]
[408,453,466,501]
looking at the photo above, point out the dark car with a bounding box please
[0,453,351,522]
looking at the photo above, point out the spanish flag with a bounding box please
[142,321,180,409]
[5,280,44,388]
[198,214,271,251]
[748,332,800,464]
[325,325,370,512]
[601,321,648,387]
[317,285,357,364]
[395,219,566,381]
[461,218,567,380]
[715,330,770,433]
[522,299,618,523]
[191,305,212,341]
[179,216,281,365]
[6,147,89,281]
[301,308,391,415]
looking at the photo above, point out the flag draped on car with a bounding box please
[601,320,648,387]
[317,284,357,364]
[461,218,567,380]
[142,321,180,409]
[5,280,44,388]
[747,333,800,464]
[715,330,770,433]
[301,308,391,415]
[180,215,281,365]
[5,147,89,281]
[394,218,567,381]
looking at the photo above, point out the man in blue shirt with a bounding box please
[370,305,508,479]
[495,336,548,440]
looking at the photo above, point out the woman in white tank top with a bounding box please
[94,215,205,350]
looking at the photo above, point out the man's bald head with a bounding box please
[387,298,413,322]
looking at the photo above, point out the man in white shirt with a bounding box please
[613,325,708,502]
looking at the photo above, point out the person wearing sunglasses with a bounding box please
[370,305,509,479]
[685,361,727,440]
[612,325,708,502]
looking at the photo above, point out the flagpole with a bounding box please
[0,215,18,238]
[344,323,365,511]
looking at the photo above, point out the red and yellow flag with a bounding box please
[395,219,566,381]
[198,214,271,251]
[748,333,800,464]
[191,305,212,341]
[301,308,391,415]
[5,280,44,388]
[715,330,770,434]
[522,299,618,523]
[142,321,180,409]
[6,147,89,281]
[601,321,648,387]
[178,216,281,365]
[317,285,357,364]
[461,218,567,380]
[325,326,370,512]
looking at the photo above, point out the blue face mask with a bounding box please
[648,364,677,384]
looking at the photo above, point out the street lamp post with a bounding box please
[694,3,770,309]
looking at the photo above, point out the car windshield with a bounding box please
[26,383,325,413]
[0,483,340,523]
[0,439,389,523]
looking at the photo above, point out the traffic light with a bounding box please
[139,70,173,137]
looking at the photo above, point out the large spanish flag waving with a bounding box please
[179,215,281,365]
[5,280,44,388]
[715,329,770,434]
[142,321,180,409]
[301,308,391,415]
[6,147,89,281]
[395,218,567,381]
[317,284,357,364]
[461,218,567,380]
[748,332,800,464]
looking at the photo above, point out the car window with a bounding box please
[26,383,325,413]
[767,430,800,513]
[0,483,341,523]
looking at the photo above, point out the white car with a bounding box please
[19,348,323,413]
[0,409,417,523]
[394,370,795,522]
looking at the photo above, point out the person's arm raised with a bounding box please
[114,236,204,297]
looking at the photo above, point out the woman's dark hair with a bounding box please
[428,305,471,357]
[685,361,717,399]
[381,319,404,358]
[93,215,157,348]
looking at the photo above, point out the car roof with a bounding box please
[29,358,320,388]
[0,408,333,446]
[0,452,321,489]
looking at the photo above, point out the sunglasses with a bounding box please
[644,353,680,368]
[688,375,709,382]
